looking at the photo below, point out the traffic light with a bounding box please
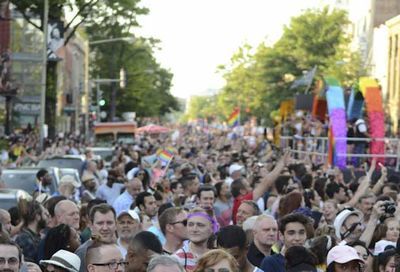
[99,99,106,106]
[120,68,126,89]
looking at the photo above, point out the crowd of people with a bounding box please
[0,124,399,272]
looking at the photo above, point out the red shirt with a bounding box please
[232,192,253,224]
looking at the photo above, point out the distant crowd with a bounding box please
[0,124,399,272]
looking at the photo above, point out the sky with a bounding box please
[137,0,329,99]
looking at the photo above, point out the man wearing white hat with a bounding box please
[40,250,81,272]
[116,210,141,257]
[326,245,364,272]
[224,163,243,186]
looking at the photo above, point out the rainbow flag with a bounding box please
[158,149,174,164]
[227,108,240,127]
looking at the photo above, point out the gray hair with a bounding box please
[147,255,184,272]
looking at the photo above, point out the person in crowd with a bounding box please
[126,231,163,272]
[259,213,313,272]
[196,185,216,211]
[82,160,100,186]
[43,196,67,229]
[248,215,278,268]
[216,225,254,272]
[54,200,80,230]
[236,200,261,227]
[96,169,125,205]
[147,203,173,245]
[322,200,339,225]
[40,249,81,272]
[86,241,126,272]
[159,207,188,254]
[180,174,200,208]
[43,224,81,260]
[55,175,80,200]
[116,210,141,257]
[372,216,399,255]
[170,181,185,207]
[75,204,117,272]
[15,200,49,263]
[113,178,143,215]
[356,193,376,223]
[214,181,233,227]
[147,255,185,272]
[225,163,244,186]
[0,209,12,235]
[326,245,365,272]
[373,248,396,272]
[308,235,337,271]
[34,168,53,198]
[231,151,288,225]
[349,240,373,272]
[285,246,318,272]
[173,208,216,271]
[0,236,22,272]
[193,249,239,272]
[134,192,158,228]
[80,174,98,203]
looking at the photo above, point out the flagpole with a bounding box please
[161,156,173,178]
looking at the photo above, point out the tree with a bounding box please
[201,6,365,125]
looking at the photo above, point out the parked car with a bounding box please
[38,155,85,175]
[0,189,32,210]
[1,167,61,195]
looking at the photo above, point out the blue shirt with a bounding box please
[112,190,134,215]
[260,253,285,272]
[96,183,125,205]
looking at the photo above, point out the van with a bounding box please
[94,121,137,145]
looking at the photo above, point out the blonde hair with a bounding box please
[193,249,239,272]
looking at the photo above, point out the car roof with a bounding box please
[2,167,60,173]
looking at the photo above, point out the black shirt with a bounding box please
[247,242,273,268]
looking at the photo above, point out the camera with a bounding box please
[383,202,396,214]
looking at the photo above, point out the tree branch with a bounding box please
[64,0,99,32]
[19,10,41,30]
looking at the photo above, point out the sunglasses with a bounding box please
[170,219,188,227]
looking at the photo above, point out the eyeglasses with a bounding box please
[170,219,188,227]
[0,257,19,266]
[91,261,128,270]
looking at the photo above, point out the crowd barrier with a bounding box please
[280,136,400,171]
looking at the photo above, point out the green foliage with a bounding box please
[186,6,365,125]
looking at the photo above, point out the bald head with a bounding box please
[0,209,11,234]
[126,178,143,198]
[253,215,278,248]
[54,200,80,229]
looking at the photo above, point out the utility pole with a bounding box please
[39,0,48,151]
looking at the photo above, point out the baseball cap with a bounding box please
[117,210,141,223]
[327,245,364,267]
[374,240,396,256]
[333,208,363,239]
[60,175,80,188]
[229,164,243,176]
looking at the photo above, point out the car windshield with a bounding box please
[96,134,114,146]
[116,133,134,144]
[91,150,114,162]
[38,159,83,173]
[1,172,57,194]
[0,198,18,210]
